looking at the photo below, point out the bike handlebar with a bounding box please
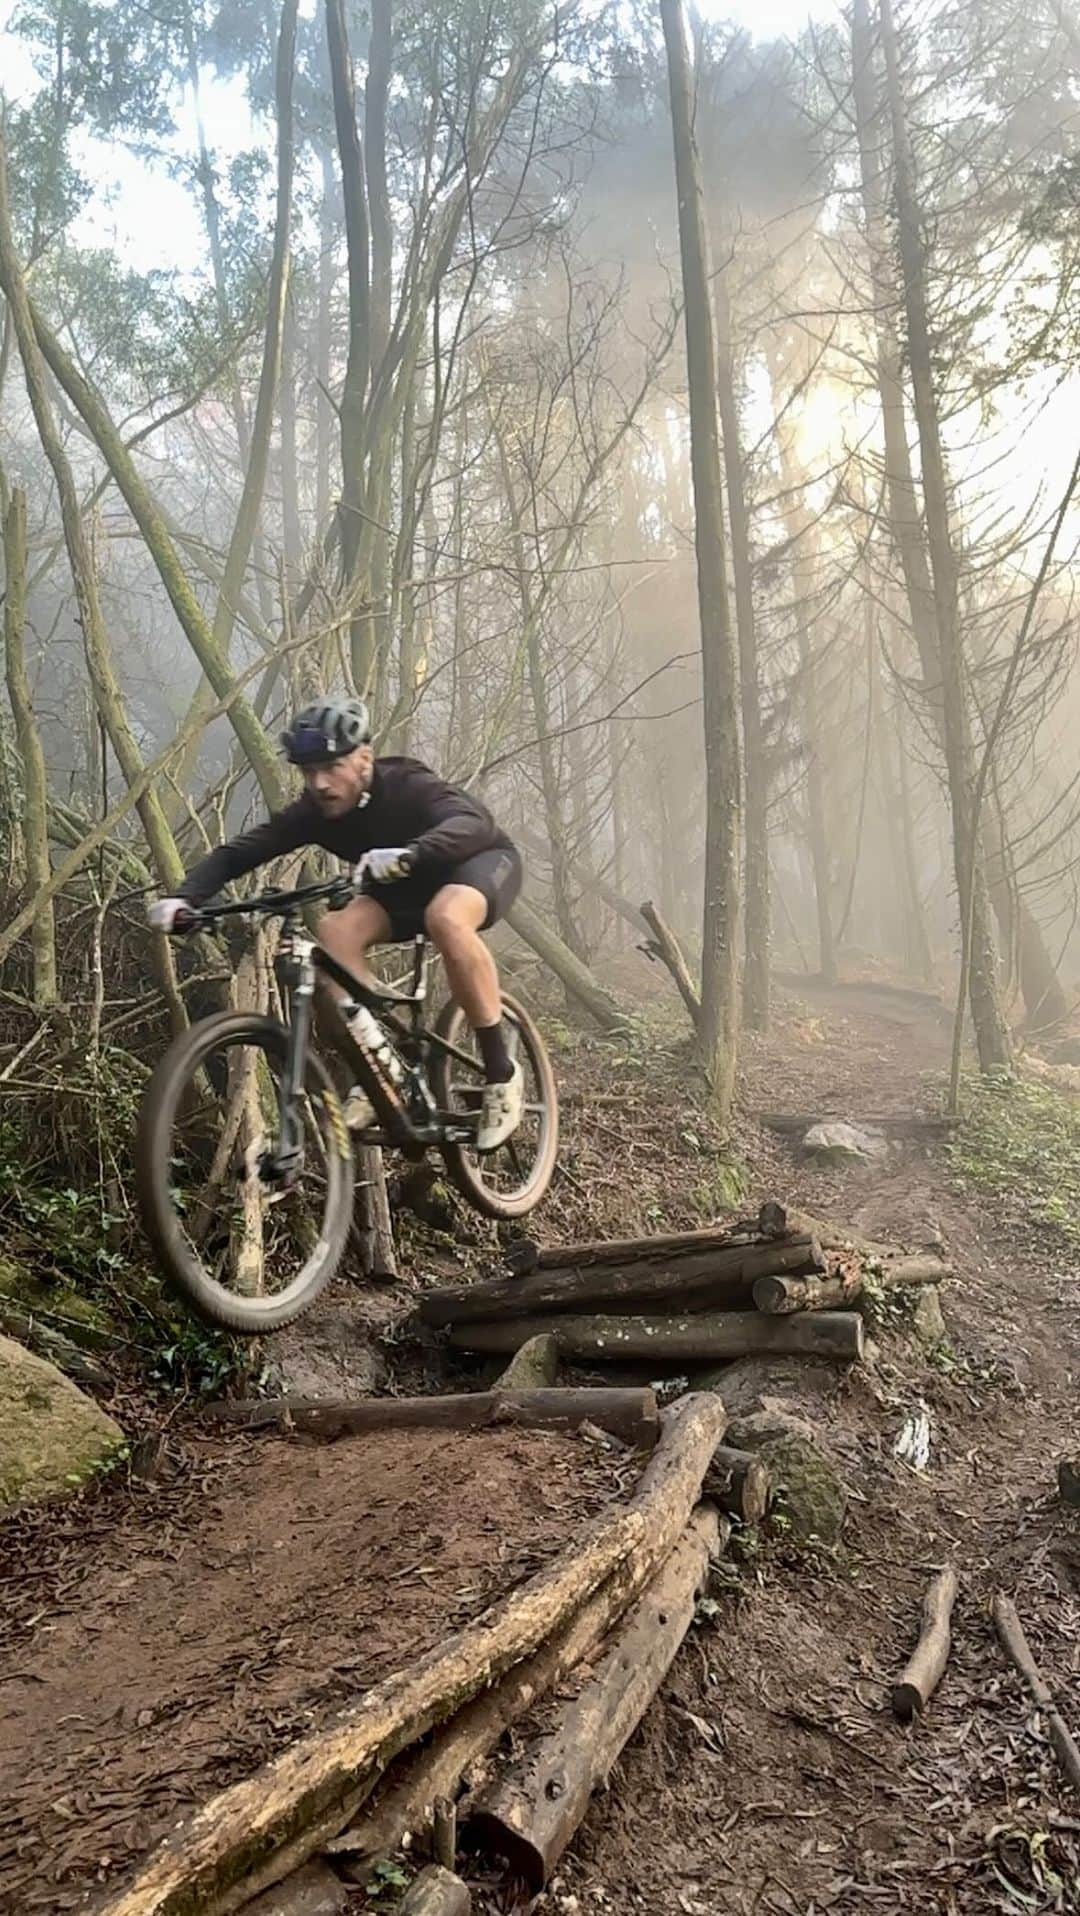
[169,873,356,935]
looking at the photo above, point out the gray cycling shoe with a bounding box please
[476,1061,524,1152]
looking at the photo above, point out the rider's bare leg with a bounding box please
[424,884,514,1086]
[315,895,392,1001]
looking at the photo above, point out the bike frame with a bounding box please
[176,877,488,1175]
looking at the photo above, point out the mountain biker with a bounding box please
[147,697,525,1151]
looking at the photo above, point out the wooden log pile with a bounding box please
[97,1394,736,1915]
[420,1200,951,1374]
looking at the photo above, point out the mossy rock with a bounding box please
[0,1261,112,1344]
[726,1407,848,1548]
[0,1333,124,1513]
[911,1285,947,1349]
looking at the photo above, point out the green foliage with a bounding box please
[13,0,190,140]
[0,1074,249,1399]
[948,1069,1080,1248]
[33,242,239,402]
[366,1859,410,1898]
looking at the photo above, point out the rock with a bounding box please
[495,1333,559,1389]
[802,1121,889,1165]
[0,1333,125,1513]
[1058,1458,1080,1508]
[910,1285,947,1349]
[243,1862,349,1915]
[726,1404,848,1547]
[698,1357,842,1418]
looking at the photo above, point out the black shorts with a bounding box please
[369,844,523,943]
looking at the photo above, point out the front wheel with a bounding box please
[432,992,558,1219]
[134,1011,355,1333]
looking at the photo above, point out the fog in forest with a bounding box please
[2,0,1079,1096]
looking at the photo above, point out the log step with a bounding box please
[449,1311,865,1364]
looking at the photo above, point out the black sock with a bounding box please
[476,1020,514,1084]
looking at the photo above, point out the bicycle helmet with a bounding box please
[281,697,371,765]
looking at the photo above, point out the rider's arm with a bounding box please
[401,764,499,868]
[175,802,312,907]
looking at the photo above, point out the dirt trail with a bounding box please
[554,984,1080,1916]
[0,1425,625,1913]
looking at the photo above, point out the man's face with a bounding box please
[302,744,373,817]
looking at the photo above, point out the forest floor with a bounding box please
[545,978,1080,1916]
[2,974,1080,1913]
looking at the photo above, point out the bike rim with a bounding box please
[443,1007,553,1204]
[160,1030,348,1313]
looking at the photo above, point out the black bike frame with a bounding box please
[177,877,488,1165]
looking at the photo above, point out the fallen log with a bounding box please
[703,1444,772,1524]
[466,1505,720,1891]
[881,1255,954,1287]
[753,1266,863,1315]
[514,1223,758,1271]
[422,1238,825,1327]
[450,1311,865,1366]
[204,1389,659,1451]
[892,1567,959,1719]
[639,899,701,1031]
[101,1394,726,1916]
[400,1866,471,1916]
[757,1111,954,1138]
[493,1336,559,1390]
[506,897,627,1034]
[992,1594,1080,1799]
[326,1395,730,1868]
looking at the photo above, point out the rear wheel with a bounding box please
[134,1010,354,1333]
[432,992,558,1219]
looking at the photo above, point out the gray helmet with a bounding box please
[281,696,371,765]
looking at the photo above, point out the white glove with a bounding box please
[147,897,189,932]
[356,846,415,885]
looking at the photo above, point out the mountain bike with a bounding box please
[134,874,558,1333]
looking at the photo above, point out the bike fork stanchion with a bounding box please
[273,938,316,1178]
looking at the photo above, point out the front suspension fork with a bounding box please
[269,941,316,1180]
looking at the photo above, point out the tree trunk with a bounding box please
[859,0,1011,1069]
[280,280,303,586]
[365,0,393,384]
[984,793,1068,1032]
[768,411,838,986]
[2,486,57,1005]
[169,0,299,804]
[660,0,742,1119]
[876,667,934,981]
[325,0,373,690]
[714,266,769,1030]
[356,1144,398,1280]
[0,133,188,899]
[24,296,285,806]
[315,147,337,534]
